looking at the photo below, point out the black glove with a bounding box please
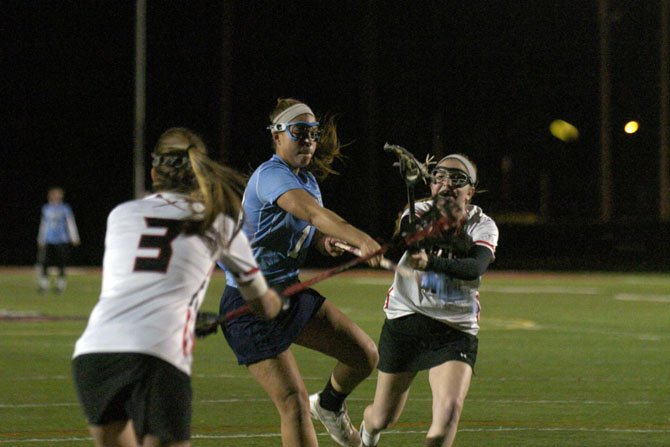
[446,231,474,258]
[195,311,220,338]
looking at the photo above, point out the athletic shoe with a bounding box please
[309,393,362,447]
[359,421,380,447]
[38,276,49,294]
[55,277,67,294]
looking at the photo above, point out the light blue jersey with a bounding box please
[223,155,322,286]
[38,203,80,245]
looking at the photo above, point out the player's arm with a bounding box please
[276,189,381,263]
[418,245,493,280]
[37,218,46,247]
[66,206,81,246]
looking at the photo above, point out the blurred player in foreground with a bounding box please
[72,128,283,447]
[218,98,380,447]
[360,154,499,447]
[37,186,80,293]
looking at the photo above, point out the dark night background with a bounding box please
[1,1,668,270]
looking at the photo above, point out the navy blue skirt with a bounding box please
[219,283,326,365]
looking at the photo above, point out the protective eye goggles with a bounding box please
[266,121,321,142]
[431,168,472,188]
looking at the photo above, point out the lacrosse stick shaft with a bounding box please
[332,241,397,272]
[407,185,416,226]
[212,247,386,325]
[214,303,251,325]
[332,241,418,279]
[281,244,388,297]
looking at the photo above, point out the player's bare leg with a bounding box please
[247,350,318,447]
[424,361,472,447]
[88,420,136,447]
[361,371,416,446]
[296,300,378,392]
[296,300,378,446]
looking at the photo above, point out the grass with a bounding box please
[1,267,669,446]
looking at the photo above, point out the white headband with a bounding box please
[438,154,477,184]
[271,103,315,124]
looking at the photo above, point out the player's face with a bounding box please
[430,159,474,206]
[48,189,64,203]
[273,113,318,171]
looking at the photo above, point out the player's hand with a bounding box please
[248,288,289,320]
[407,249,429,270]
[358,237,383,267]
[321,236,345,257]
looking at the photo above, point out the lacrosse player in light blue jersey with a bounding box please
[37,186,80,293]
[218,98,381,447]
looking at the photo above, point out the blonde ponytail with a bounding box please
[152,127,246,240]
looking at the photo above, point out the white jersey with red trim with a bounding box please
[384,202,498,335]
[73,192,264,375]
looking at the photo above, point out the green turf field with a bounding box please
[1,268,669,446]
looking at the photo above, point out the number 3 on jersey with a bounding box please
[134,218,182,273]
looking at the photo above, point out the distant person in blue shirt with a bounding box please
[219,98,381,447]
[37,186,80,293]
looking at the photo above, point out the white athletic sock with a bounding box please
[38,276,49,290]
[360,421,380,447]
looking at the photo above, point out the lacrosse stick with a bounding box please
[195,210,458,335]
[281,243,389,297]
[195,243,388,336]
[384,143,435,227]
[331,241,417,279]
[384,143,435,185]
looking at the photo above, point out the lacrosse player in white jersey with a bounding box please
[72,128,283,447]
[360,154,499,447]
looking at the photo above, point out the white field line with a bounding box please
[2,397,667,410]
[480,286,601,295]
[621,276,670,286]
[3,426,670,444]
[614,293,670,303]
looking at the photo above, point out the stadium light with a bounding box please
[624,120,639,134]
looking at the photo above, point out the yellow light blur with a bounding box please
[549,119,579,142]
[624,121,639,134]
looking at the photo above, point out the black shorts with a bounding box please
[378,313,478,373]
[219,283,326,365]
[43,243,70,270]
[72,353,191,443]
